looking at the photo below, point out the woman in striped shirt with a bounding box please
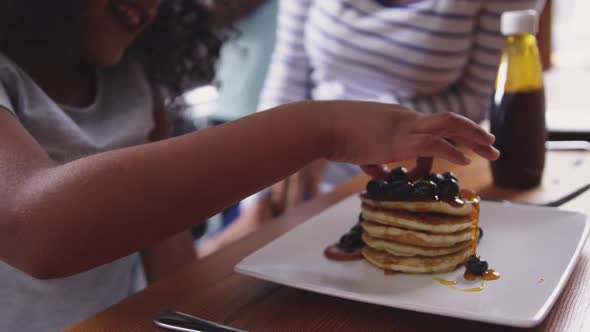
[254,0,544,211]
[261,0,544,122]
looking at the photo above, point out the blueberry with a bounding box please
[412,180,438,199]
[466,255,479,268]
[438,178,460,199]
[476,260,489,275]
[385,181,414,200]
[427,173,446,187]
[442,172,459,183]
[338,232,363,252]
[466,255,488,276]
[350,224,362,234]
[386,167,408,182]
[366,179,387,198]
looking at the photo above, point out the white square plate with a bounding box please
[235,195,589,328]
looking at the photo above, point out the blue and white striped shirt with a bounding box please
[260,0,544,123]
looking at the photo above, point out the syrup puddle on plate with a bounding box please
[435,269,501,293]
[435,278,486,292]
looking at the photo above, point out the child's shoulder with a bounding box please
[0,52,24,79]
[0,52,28,114]
[0,52,32,100]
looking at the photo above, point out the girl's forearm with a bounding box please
[8,102,329,279]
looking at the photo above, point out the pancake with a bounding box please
[362,246,472,274]
[357,176,480,275]
[361,221,473,248]
[361,205,473,234]
[362,233,471,257]
[361,196,476,217]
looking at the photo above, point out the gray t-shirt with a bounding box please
[0,53,154,331]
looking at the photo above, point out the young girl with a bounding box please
[0,0,498,330]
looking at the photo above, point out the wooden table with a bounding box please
[67,151,590,332]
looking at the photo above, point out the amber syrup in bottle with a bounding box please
[490,10,547,189]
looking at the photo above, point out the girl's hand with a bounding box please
[318,101,499,166]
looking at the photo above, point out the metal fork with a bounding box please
[154,311,247,332]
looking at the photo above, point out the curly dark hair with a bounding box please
[0,0,225,106]
[135,0,225,101]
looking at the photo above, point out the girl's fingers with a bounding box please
[406,157,434,181]
[408,135,471,165]
[473,144,501,161]
[414,112,495,146]
[442,136,500,161]
[413,113,500,161]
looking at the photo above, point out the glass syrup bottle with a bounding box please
[490,10,547,189]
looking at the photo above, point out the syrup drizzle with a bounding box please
[434,194,501,293]
[435,269,501,293]
[435,278,486,292]
[468,195,481,257]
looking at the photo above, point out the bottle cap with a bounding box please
[501,10,539,36]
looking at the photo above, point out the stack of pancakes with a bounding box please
[360,195,479,274]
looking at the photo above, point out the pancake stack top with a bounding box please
[360,168,480,274]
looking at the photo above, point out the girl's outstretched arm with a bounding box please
[0,100,498,279]
[141,108,197,284]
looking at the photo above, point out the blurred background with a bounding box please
[170,0,590,258]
